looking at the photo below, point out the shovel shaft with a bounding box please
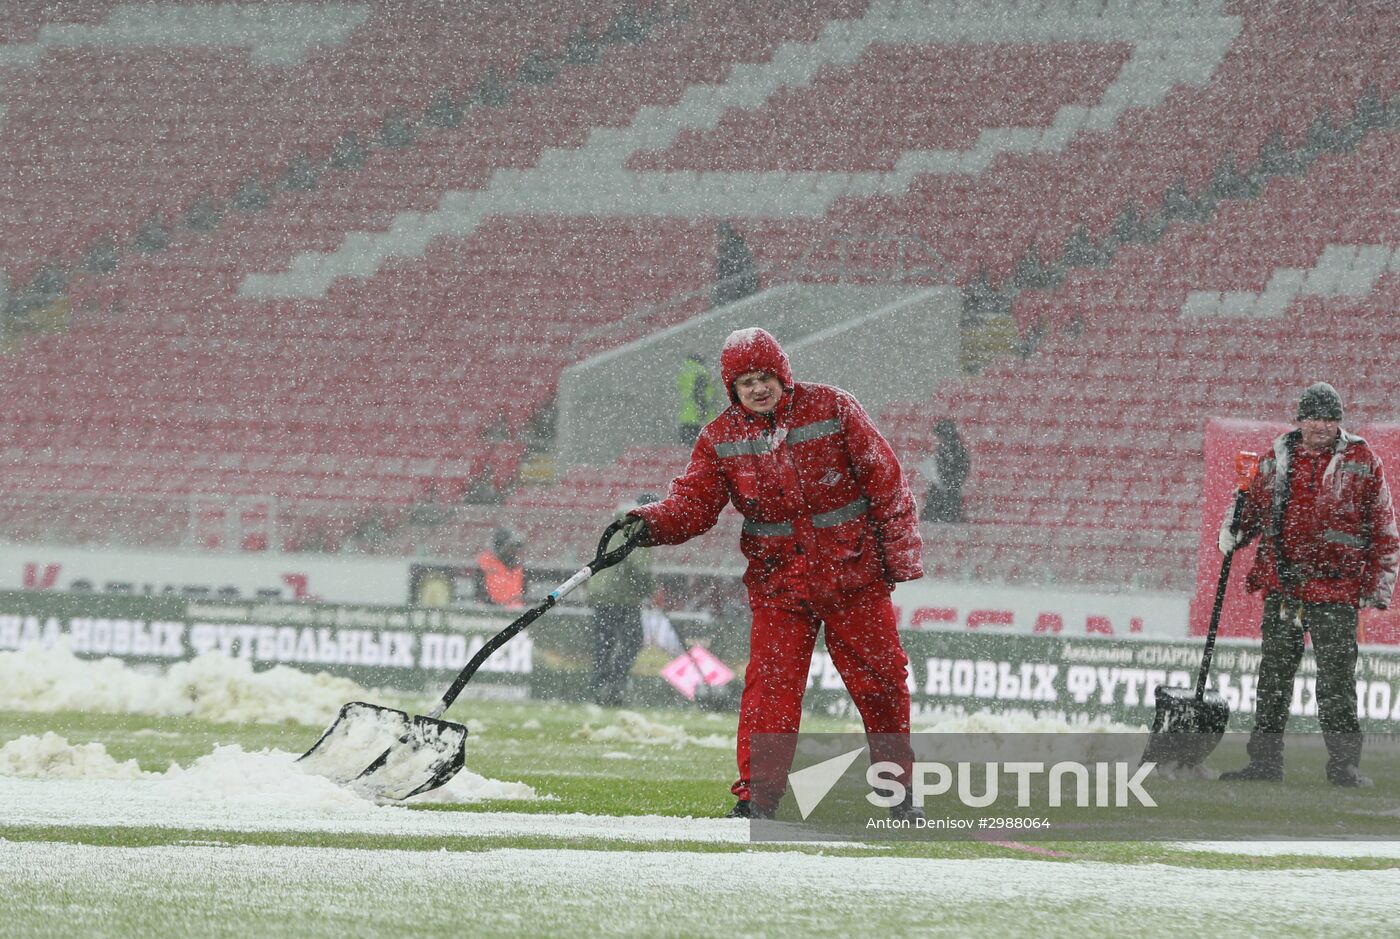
[428,518,645,719]
[1196,489,1247,700]
[1195,549,1234,700]
[429,596,557,718]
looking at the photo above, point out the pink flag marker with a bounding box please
[660,646,734,699]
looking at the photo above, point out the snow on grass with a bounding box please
[156,744,372,809]
[0,642,366,725]
[410,766,540,804]
[1154,761,1220,781]
[573,710,733,749]
[0,768,744,843]
[0,732,147,780]
[5,841,1400,938]
[1174,841,1400,859]
[0,733,540,816]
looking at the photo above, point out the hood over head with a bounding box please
[719,327,793,405]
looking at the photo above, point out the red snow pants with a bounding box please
[732,580,913,808]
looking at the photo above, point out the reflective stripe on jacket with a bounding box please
[634,380,923,608]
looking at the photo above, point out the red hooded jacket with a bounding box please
[632,328,923,608]
[1233,428,1399,607]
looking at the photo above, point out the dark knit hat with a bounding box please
[1295,382,1343,422]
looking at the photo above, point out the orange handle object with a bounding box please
[1235,451,1259,492]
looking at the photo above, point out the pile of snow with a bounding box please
[157,745,369,810]
[0,734,538,807]
[160,745,538,807]
[411,767,539,804]
[574,710,732,749]
[0,732,147,781]
[161,653,368,725]
[0,642,366,725]
[0,643,161,714]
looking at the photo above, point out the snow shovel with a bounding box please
[1142,451,1259,768]
[298,517,646,801]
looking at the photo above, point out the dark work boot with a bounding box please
[890,793,925,823]
[725,799,774,819]
[1328,766,1374,788]
[1218,762,1283,782]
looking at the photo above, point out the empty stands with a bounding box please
[0,0,639,278]
[0,0,866,552]
[880,122,1400,591]
[0,0,1395,598]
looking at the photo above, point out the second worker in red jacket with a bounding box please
[1217,382,1399,787]
[624,327,924,819]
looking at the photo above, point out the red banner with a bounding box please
[1191,419,1400,644]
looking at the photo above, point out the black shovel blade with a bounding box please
[1141,685,1230,767]
[297,701,468,802]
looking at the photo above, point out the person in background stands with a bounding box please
[713,221,759,308]
[919,418,970,523]
[676,352,720,446]
[476,528,526,609]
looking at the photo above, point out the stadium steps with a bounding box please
[237,0,1239,298]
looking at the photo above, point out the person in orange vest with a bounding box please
[476,528,525,608]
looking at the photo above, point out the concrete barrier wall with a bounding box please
[557,284,961,466]
[785,286,960,414]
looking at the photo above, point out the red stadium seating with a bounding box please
[514,118,1399,585]
[882,128,1400,591]
[0,0,1395,591]
[0,0,635,278]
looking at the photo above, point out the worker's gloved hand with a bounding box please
[1217,502,1244,556]
[620,514,651,547]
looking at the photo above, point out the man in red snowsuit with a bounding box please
[624,327,924,818]
[1218,382,1399,786]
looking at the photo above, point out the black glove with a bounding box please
[620,514,651,547]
